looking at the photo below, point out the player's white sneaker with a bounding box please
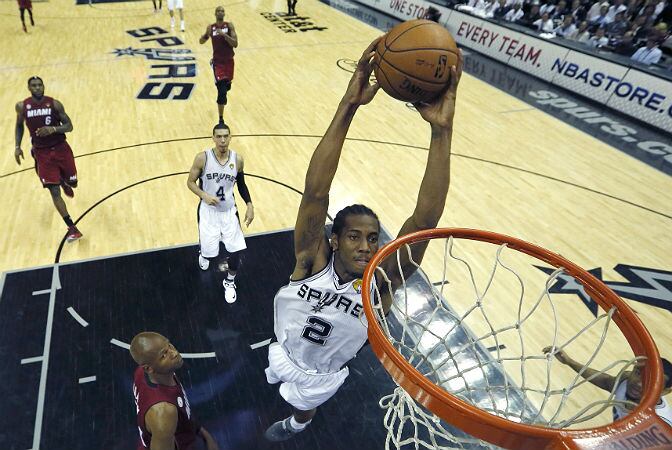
[223,279,237,303]
[264,417,302,442]
[198,255,209,271]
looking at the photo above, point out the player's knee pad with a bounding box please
[227,251,241,271]
[216,80,231,105]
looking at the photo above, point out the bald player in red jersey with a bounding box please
[130,332,220,450]
[14,76,82,242]
[199,6,238,124]
[17,0,34,33]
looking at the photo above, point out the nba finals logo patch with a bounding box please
[229,163,234,169]
[353,279,362,294]
[26,104,32,109]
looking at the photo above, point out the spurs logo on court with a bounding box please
[535,264,672,316]
[112,47,195,61]
[259,12,327,32]
[115,27,197,101]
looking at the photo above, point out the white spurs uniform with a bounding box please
[266,255,374,410]
[198,149,246,258]
[613,379,672,426]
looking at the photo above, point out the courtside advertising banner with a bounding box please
[549,50,631,104]
[605,68,672,133]
[353,0,452,21]
[351,1,672,133]
[446,11,568,82]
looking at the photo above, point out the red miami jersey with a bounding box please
[210,22,235,65]
[132,366,200,450]
[22,96,66,149]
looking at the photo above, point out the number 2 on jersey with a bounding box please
[301,316,333,345]
[216,186,226,201]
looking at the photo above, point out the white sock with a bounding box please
[225,272,236,282]
[289,416,310,431]
[180,20,185,28]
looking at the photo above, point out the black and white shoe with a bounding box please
[264,417,302,442]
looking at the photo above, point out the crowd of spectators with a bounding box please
[451,0,672,67]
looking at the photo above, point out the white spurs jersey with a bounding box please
[199,149,238,212]
[273,255,374,374]
[613,379,672,426]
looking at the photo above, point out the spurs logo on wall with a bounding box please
[112,27,196,100]
[260,12,327,32]
[536,264,672,315]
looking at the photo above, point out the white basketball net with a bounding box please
[368,236,643,450]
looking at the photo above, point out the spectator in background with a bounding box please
[631,34,663,63]
[607,31,638,54]
[552,0,570,19]
[652,0,666,19]
[590,5,612,30]
[588,26,610,46]
[519,3,542,27]
[607,11,630,36]
[555,14,578,35]
[570,0,588,21]
[630,14,652,43]
[534,11,556,30]
[569,20,592,41]
[485,0,505,17]
[625,0,643,20]
[606,0,628,21]
[505,2,525,20]
[540,0,557,16]
[587,0,609,21]
[492,0,511,19]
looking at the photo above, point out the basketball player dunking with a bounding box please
[187,122,254,303]
[130,332,219,450]
[199,6,237,124]
[264,38,463,441]
[14,76,82,242]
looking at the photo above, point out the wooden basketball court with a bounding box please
[0,0,670,446]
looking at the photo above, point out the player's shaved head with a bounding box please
[130,331,164,365]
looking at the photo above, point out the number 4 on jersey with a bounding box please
[216,186,226,201]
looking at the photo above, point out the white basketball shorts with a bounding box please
[198,203,247,258]
[265,342,349,411]
[167,0,183,10]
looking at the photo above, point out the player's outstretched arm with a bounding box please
[199,25,210,44]
[382,51,463,290]
[542,346,617,391]
[292,37,381,280]
[14,102,25,165]
[187,152,219,206]
[145,402,178,450]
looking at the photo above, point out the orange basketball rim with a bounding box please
[361,228,672,450]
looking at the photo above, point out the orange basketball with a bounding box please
[373,20,459,103]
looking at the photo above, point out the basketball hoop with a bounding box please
[362,228,672,450]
